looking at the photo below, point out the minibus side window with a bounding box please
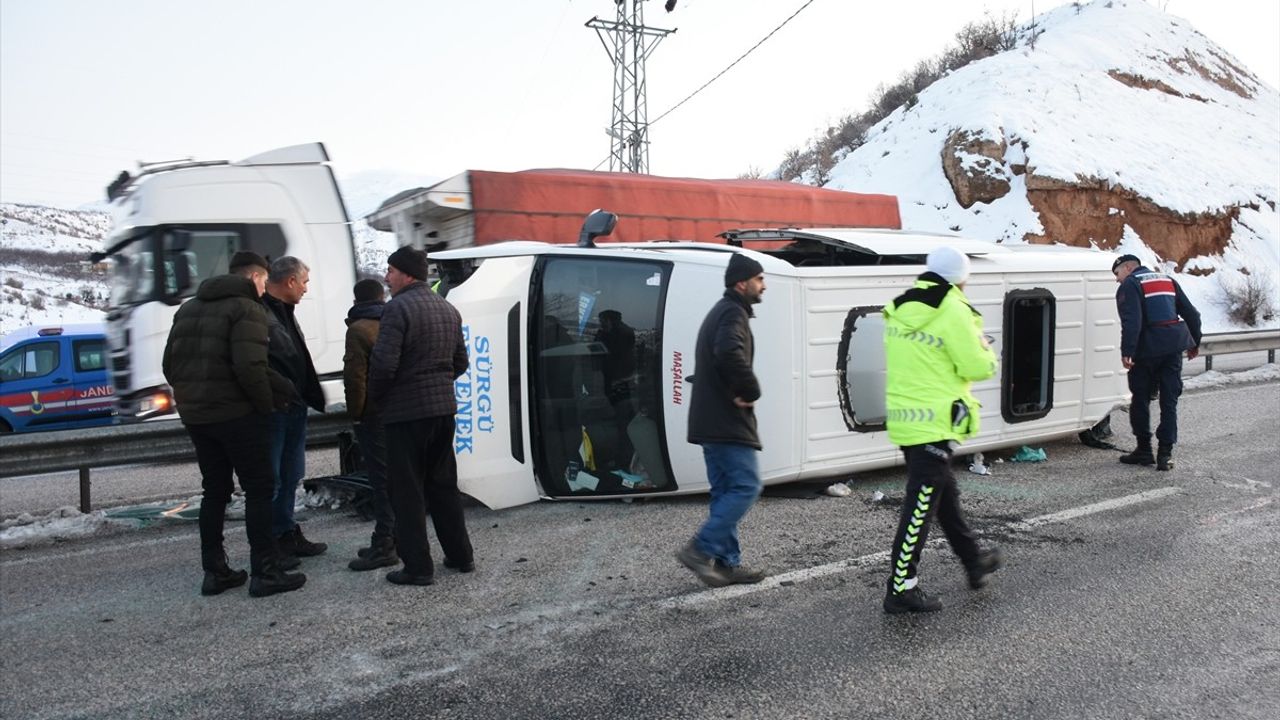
[837,306,888,431]
[1002,289,1056,422]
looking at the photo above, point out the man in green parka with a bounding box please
[881,246,1004,614]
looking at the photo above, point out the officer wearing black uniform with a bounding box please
[1112,254,1202,471]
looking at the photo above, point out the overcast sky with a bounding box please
[2,0,1277,208]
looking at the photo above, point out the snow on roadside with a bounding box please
[0,506,139,550]
[1183,363,1280,391]
[0,488,354,550]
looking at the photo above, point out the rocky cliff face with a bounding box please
[827,0,1279,328]
[934,27,1267,270]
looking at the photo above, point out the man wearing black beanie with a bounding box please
[676,252,769,587]
[367,247,474,586]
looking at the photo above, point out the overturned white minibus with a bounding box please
[435,219,1127,509]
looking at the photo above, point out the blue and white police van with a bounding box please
[0,323,117,433]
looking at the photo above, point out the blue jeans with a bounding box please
[269,403,309,537]
[695,443,762,568]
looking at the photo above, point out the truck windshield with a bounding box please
[530,256,674,497]
[161,229,241,299]
[106,224,284,307]
[107,232,158,307]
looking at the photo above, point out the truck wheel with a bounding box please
[0,419,11,434]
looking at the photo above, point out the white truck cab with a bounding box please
[96,144,357,419]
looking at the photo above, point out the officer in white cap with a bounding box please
[879,245,1003,614]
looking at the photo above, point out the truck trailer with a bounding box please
[364,168,902,251]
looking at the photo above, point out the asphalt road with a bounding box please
[1,379,1276,719]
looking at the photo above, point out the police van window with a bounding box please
[0,342,60,380]
[1002,289,1056,422]
[530,256,673,498]
[0,348,21,381]
[74,340,107,372]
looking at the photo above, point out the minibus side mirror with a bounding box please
[577,209,618,248]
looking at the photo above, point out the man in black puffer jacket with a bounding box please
[368,246,473,587]
[162,251,305,598]
[676,252,769,588]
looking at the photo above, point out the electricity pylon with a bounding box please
[586,1,675,174]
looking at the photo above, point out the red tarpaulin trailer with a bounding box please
[367,168,900,250]
[467,169,901,245]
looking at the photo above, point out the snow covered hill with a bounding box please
[823,0,1279,330]
[1,204,112,332]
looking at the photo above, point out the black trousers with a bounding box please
[887,442,980,593]
[1127,351,1183,447]
[186,414,276,575]
[354,420,395,541]
[385,416,473,576]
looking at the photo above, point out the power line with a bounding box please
[649,0,819,127]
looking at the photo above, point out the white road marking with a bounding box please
[659,486,1181,609]
[1199,497,1274,526]
[1006,486,1181,531]
[1221,477,1272,491]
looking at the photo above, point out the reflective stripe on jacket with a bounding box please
[883,273,997,447]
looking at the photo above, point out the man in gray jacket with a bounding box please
[367,246,474,586]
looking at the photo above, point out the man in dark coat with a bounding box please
[1112,254,1202,470]
[262,256,328,562]
[162,251,306,598]
[675,252,769,587]
[368,246,474,586]
[343,278,397,571]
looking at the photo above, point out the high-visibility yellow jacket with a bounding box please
[883,275,997,447]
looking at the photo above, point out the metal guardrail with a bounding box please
[0,412,352,512]
[1197,329,1280,370]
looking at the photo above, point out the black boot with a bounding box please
[883,585,943,614]
[279,525,328,557]
[965,547,1004,589]
[1119,441,1155,466]
[271,534,302,571]
[349,537,399,571]
[200,552,248,596]
[357,533,389,558]
[1156,445,1174,471]
[249,556,307,598]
